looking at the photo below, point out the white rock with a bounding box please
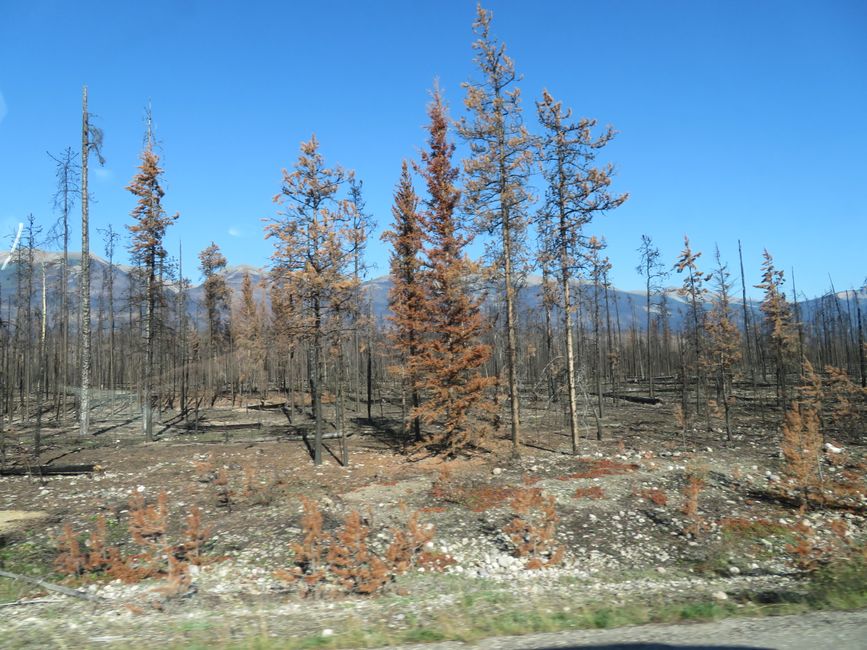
[711,591,728,601]
[824,443,843,454]
[321,629,334,637]
[492,467,503,476]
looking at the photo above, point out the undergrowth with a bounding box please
[276,497,448,596]
[54,490,214,598]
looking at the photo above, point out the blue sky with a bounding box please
[0,0,865,298]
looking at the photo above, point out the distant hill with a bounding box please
[1,250,864,331]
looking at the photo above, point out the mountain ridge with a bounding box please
[1,250,864,331]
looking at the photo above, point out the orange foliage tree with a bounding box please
[382,161,425,441]
[412,89,496,454]
[267,135,359,465]
[233,271,266,400]
[781,359,823,500]
[127,112,178,440]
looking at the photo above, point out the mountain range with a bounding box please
[1,250,864,331]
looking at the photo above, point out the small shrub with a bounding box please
[55,491,212,596]
[719,517,790,540]
[385,507,435,575]
[458,485,522,512]
[177,506,211,566]
[681,474,705,538]
[824,365,865,436]
[638,488,668,507]
[277,498,442,596]
[129,491,168,548]
[559,458,639,480]
[574,486,605,500]
[430,465,453,500]
[193,454,216,483]
[213,469,233,509]
[327,511,390,594]
[503,488,564,569]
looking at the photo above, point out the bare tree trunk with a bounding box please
[541,267,557,404]
[142,256,155,441]
[737,241,757,396]
[593,272,604,429]
[560,261,580,454]
[178,243,187,416]
[337,341,348,467]
[366,301,373,424]
[34,262,48,458]
[311,297,323,466]
[501,213,521,451]
[854,290,866,388]
[79,86,92,438]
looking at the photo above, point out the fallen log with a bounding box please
[178,421,262,432]
[245,402,286,411]
[278,430,353,441]
[603,392,663,406]
[0,464,95,477]
[0,569,105,602]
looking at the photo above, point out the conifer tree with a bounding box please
[197,242,230,411]
[585,235,610,437]
[782,359,823,500]
[537,220,560,403]
[267,135,358,465]
[48,147,79,423]
[233,272,265,401]
[413,89,495,454]
[382,161,425,441]
[755,249,798,407]
[674,236,707,423]
[705,246,741,439]
[536,90,627,453]
[458,4,533,451]
[127,109,175,441]
[347,177,374,415]
[198,243,230,346]
[636,234,666,398]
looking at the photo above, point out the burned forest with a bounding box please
[0,3,865,649]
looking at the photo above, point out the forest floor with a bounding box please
[0,386,865,648]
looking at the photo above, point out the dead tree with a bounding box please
[79,86,105,437]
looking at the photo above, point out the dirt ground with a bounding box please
[0,387,865,648]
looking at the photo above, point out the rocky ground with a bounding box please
[0,395,865,648]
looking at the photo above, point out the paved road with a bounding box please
[386,609,867,650]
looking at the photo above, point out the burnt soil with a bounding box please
[0,386,864,648]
